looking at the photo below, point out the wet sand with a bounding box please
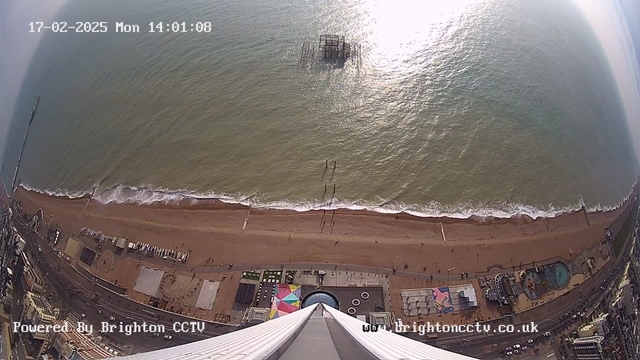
[12,187,632,274]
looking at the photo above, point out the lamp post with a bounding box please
[447,266,456,284]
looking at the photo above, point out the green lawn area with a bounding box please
[262,270,282,283]
[241,271,261,281]
[613,205,637,257]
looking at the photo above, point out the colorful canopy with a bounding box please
[269,284,302,319]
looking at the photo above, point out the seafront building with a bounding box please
[558,214,640,360]
[18,292,59,358]
[569,336,605,360]
[1,208,19,303]
[1,183,639,359]
[18,252,43,294]
[607,246,640,360]
[49,319,113,359]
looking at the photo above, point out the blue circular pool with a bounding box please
[554,262,570,287]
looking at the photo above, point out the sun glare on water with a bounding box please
[360,0,485,74]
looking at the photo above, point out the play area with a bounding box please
[522,262,571,299]
[401,284,478,316]
[431,287,455,314]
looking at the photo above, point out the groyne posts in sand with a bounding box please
[82,186,98,218]
[440,222,447,242]
[242,209,250,230]
[329,210,336,234]
[582,205,591,228]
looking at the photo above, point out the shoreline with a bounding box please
[17,181,639,221]
[10,184,636,275]
[9,183,636,331]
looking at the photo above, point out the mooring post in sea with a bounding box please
[333,160,337,170]
[333,184,336,196]
[324,184,327,194]
[325,160,328,169]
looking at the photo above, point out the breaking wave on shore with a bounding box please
[18,182,635,220]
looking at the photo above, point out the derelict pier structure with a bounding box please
[299,35,361,69]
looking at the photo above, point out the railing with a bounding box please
[323,304,477,360]
[108,304,318,360]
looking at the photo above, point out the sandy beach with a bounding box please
[12,186,632,275]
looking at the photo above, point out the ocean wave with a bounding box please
[18,182,635,220]
[20,184,91,200]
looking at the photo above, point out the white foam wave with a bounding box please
[18,182,635,220]
[20,184,90,199]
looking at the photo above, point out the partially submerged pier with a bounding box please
[299,35,361,68]
[319,35,351,60]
